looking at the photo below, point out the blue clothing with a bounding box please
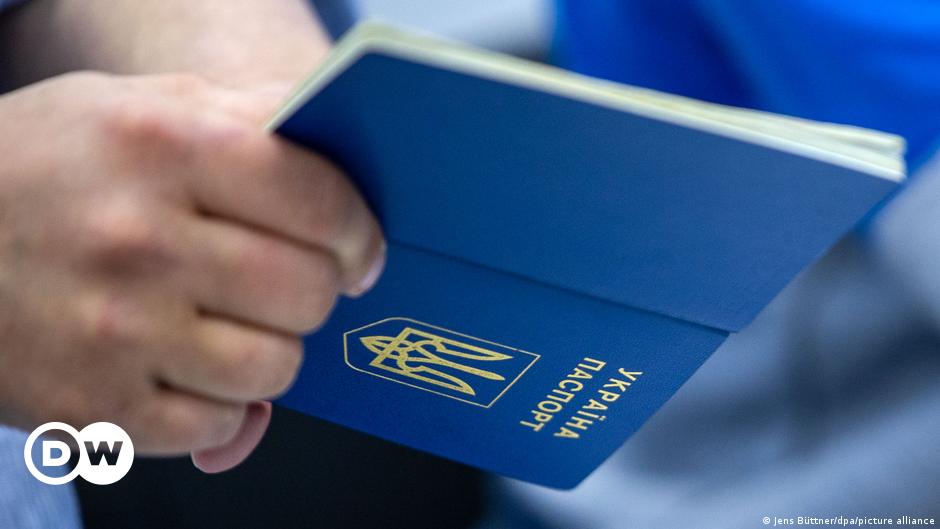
[312,0,356,39]
[0,427,82,529]
[554,0,940,166]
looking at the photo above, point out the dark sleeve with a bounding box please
[311,0,357,39]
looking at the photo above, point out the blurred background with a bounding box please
[354,0,550,57]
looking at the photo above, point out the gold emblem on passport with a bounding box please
[344,317,539,407]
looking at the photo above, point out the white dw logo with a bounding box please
[24,422,134,485]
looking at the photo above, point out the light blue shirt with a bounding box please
[0,427,82,529]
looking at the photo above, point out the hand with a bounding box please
[0,72,385,470]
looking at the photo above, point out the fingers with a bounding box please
[135,390,247,455]
[159,315,303,402]
[64,75,383,466]
[185,215,341,334]
[147,74,279,127]
[110,74,386,297]
[187,132,385,297]
[191,401,272,473]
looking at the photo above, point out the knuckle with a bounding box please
[198,119,254,151]
[189,107,256,154]
[94,75,250,160]
[81,198,174,269]
[98,103,150,142]
[96,97,184,149]
[78,292,145,346]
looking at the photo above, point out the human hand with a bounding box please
[0,72,384,471]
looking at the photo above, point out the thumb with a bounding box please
[191,401,272,473]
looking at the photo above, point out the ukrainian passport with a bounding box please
[267,23,905,488]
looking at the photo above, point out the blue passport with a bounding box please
[267,23,905,488]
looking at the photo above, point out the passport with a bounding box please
[267,23,905,488]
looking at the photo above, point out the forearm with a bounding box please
[0,0,331,91]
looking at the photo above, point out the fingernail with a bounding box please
[350,242,386,297]
[191,401,272,474]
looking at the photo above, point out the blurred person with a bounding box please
[0,1,386,527]
[482,2,940,527]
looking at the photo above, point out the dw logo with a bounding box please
[23,422,134,485]
[344,317,539,407]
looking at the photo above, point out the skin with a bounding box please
[0,1,381,473]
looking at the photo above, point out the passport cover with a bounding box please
[269,24,904,488]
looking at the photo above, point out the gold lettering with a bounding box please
[569,367,593,380]
[531,411,553,423]
[566,416,593,430]
[519,359,642,437]
[520,420,545,432]
[554,427,580,439]
[580,358,607,371]
[547,389,575,403]
[558,379,584,391]
[617,369,643,381]
[603,377,631,392]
